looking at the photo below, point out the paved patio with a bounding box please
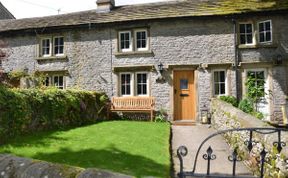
[172,124,252,177]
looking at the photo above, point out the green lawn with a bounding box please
[0,121,171,178]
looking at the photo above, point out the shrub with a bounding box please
[219,95,238,107]
[238,98,254,114]
[0,85,108,143]
[251,111,264,120]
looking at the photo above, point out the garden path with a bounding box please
[172,124,252,177]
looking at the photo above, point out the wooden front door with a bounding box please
[174,70,195,121]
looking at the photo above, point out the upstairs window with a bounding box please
[39,36,64,57]
[259,20,272,43]
[119,31,132,52]
[239,23,253,45]
[54,37,64,55]
[135,30,148,51]
[118,28,149,53]
[41,38,51,57]
[213,70,226,96]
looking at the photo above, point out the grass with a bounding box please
[0,121,171,178]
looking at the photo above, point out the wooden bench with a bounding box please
[110,97,155,121]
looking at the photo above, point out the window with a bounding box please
[119,72,149,96]
[239,23,253,45]
[136,73,148,95]
[135,30,148,51]
[120,73,132,96]
[259,20,272,43]
[119,31,132,52]
[39,36,64,57]
[180,79,188,90]
[44,75,65,89]
[118,28,149,53]
[213,71,226,96]
[247,71,265,97]
[41,38,51,57]
[54,37,64,55]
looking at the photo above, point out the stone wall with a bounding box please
[211,98,288,177]
[0,154,132,178]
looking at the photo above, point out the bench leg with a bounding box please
[150,110,153,122]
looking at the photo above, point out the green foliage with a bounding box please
[155,108,168,122]
[8,70,27,80]
[219,95,238,107]
[0,85,108,143]
[251,111,264,119]
[0,121,171,177]
[238,98,254,114]
[245,76,265,106]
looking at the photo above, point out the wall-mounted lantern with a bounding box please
[201,105,211,124]
[274,55,283,65]
[158,62,164,74]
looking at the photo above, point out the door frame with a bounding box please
[172,69,198,121]
[243,68,271,120]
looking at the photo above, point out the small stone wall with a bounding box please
[0,154,133,178]
[211,98,288,177]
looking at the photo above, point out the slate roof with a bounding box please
[0,0,287,33]
[0,2,15,20]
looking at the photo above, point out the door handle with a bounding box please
[174,89,177,94]
[180,94,189,97]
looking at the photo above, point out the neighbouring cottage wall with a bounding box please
[211,98,288,177]
[0,154,132,178]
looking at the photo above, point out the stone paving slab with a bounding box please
[172,125,252,177]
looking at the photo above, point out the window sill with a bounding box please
[238,44,277,49]
[114,50,153,57]
[36,55,68,61]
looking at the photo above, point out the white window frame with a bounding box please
[134,29,149,51]
[212,70,227,96]
[239,22,255,46]
[41,38,52,57]
[135,72,149,96]
[258,20,272,44]
[119,31,132,53]
[120,72,133,96]
[53,36,65,56]
[45,75,65,89]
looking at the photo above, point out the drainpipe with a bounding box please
[232,19,241,102]
[109,28,114,97]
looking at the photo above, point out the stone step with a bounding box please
[172,120,196,126]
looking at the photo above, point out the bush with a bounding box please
[219,95,238,107]
[0,85,108,143]
[238,98,254,114]
[251,111,264,120]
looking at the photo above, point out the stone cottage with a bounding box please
[0,0,287,123]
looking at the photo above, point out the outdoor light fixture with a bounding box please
[201,105,211,124]
[275,54,283,65]
[158,62,164,74]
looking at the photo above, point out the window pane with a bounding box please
[256,71,264,79]
[120,33,125,41]
[259,33,265,42]
[259,23,264,32]
[59,76,63,86]
[214,83,219,95]
[137,40,141,49]
[54,76,58,85]
[240,35,246,44]
[266,32,271,41]
[127,85,131,95]
[246,24,252,33]
[214,72,219,82]
[220,71,225,82]
[143,84,147,94]
[45,77,50,86]
[246,34,252,44]
[180,79,188,90]
[220,83,225,94]
[120,41,125,49]
[265,22,271,31]
[240,24,245,33]
[121,86,125,95]
[125,41,130,49]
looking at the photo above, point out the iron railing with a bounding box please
[177,127,288,178]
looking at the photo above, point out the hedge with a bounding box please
[0,85,108,143]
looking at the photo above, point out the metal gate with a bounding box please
[177,128,288,178]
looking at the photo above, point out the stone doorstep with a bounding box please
[172,120,196,126]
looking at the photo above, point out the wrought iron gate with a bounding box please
[177,128,288,178]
